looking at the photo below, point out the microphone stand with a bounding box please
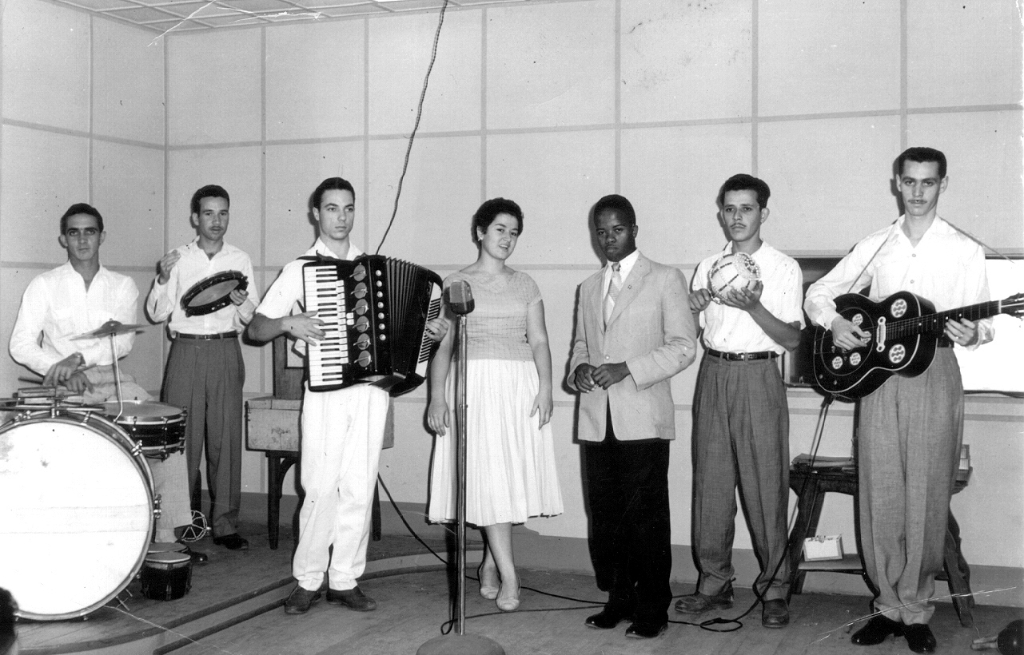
[418,297,503,655]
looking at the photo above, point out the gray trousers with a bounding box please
[162,337,245,538]
[859,348,963,625]
[692,355,790,601]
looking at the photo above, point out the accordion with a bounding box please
[302,255,443,397]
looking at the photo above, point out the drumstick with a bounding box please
[19,363,96,386]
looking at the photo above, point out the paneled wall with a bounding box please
[2,0,1021,597]
[1,1,166,393]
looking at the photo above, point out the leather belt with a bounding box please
[705,348,779,362]
[176,331,238,340]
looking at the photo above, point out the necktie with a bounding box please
[604,263,622,326]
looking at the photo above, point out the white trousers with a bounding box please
[293,385,389,592]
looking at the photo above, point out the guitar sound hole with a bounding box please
[890,298,908,318]
[888,344,906,364]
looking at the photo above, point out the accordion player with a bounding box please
[301,254,443,397]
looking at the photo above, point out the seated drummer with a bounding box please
[9,203,195,556]
[676,174,802,629]
[146,185,258,552]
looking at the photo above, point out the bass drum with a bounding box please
[0,411,156,620]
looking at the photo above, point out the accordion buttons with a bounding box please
[353,265,366,281]
[354,299,369,314]
[356,334,371,350]
[353,283,368,298]
[355,316,369,332]
[356,351,372,367]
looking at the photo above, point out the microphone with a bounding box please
[446,280,475,315]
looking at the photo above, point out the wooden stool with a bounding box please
[786,463,975,627]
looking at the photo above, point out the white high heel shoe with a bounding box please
[478,564,499,600]
[496,576,520,612]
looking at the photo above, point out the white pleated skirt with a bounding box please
[427,359,563,527]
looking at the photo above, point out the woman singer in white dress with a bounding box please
[427,198,563,612]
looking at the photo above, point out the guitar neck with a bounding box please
[888,299,1003,339]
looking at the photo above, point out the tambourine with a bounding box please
[180,270,248,317]
[708,252,761,303]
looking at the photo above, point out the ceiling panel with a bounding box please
[46,0,534,33]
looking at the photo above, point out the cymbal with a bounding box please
[72,320,146,340]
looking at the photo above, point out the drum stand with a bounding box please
[417,314,504,655]
[107,332,125,414]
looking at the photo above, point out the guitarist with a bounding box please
[804,147,992,654]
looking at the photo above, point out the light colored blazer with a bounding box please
[568,252,697,442]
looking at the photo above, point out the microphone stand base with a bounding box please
[417,633,505,655]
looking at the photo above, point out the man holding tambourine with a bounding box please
[146,184,259,553]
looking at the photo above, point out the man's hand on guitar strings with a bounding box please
[830,316,870,351]
[944,317,979,347]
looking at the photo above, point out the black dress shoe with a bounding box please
[212,534,249,550]
[326,586,377,611]
[585,608,630,630]
[851,615,904,645]
[762,598,789,628]
[284,586,322,615]
[904,624,936,653]
[625,619,667,639]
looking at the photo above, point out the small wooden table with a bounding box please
[787,463,974,627]
[245,396,393,549]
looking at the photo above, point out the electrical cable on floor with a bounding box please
[380,395,837,635]
[374,474,606,618]
[669,394,836,633]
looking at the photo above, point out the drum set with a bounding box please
[0,321,193,621]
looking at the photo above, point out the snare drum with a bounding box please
[180,270,248,317]
[0,411,156,620]
[102,400,187,459]
[140,549,192,601]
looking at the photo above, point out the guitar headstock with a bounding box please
[1004,293,1024,318]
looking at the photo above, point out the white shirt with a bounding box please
[257,239,363,321]
[146,239,258,335]
[603,249,639,296]
[256,239,364,362]
[693,242,804,354]
[804,215,993,348]
[10,262,138,375]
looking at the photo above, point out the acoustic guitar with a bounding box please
[811,291,1024,401]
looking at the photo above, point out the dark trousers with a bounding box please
[163,337,245,537]
[583,417,672,623]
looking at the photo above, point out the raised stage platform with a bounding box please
[15,517,472,655]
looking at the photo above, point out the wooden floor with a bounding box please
[168,568,1022,655]
[14,518,460,655]
[13,504,1023,655]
